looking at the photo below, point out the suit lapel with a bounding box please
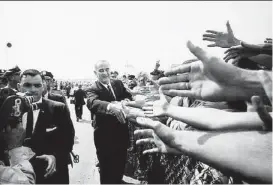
[32,99,47,136]
[110,80,118,100]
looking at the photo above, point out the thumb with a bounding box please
[226,20,234,35]
[158,88,167,102]
[187,41,208,64]
[36,155,47,160]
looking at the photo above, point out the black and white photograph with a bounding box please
[0,1,272,184]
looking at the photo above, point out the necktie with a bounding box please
[26,110,34,138]
[107,85,116,100]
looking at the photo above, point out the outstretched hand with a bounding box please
[159,41,250,102]
[224,41,272,63]
[251,96,272,131]
[202,21,240,48]
[142,89,170,117]
[134,117,181,154]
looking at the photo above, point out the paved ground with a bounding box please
[67,98,100,184]
[66,98,140,184]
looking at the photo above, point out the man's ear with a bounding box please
[17,83,21,91]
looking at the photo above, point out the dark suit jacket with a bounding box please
[47,92,72,164]
[29,98,75,182]
[87,80,132,152]
[48,92,68,109]
[74,89,86,106]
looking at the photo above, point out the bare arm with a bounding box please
[136,118,272,183]
[165,105,270,131]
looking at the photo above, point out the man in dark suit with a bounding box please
[41,71,70,112]
[74,84,86,121]
[17,69,75,184]
[87,60,132,184]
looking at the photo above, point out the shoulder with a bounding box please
[43,98,65,107]
[111,79,123,86]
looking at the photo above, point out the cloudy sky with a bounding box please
[0,1,271,80]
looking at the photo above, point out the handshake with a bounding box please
[107,97,147,124]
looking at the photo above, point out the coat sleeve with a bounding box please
[86,84,110,115]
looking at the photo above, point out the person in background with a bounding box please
[0,69,8,89]
[74,84,87,122]
[110,71,119,79]
[0,66,21,108]
[127,75,137,90]
[41,71,69,109]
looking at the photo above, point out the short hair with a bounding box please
[20,69,45,81]
[136,71,149,80]
[94,60,109,70]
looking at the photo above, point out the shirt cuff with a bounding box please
[107,103,111,111]
[8,146,36,167]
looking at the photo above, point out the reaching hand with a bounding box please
[142,90,170,117]
[134,117,181,154]
[264,38,272,44]
[159,41,252,102]
[121,102,145,119]
[224,41,272,63]
[108,103,126,124]
[36,154,56,178]
[202,21,240,48]
[251,96,272,131]
[3,122,26,150]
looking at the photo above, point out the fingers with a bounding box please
[251,96,272,131]
[136,117,158,128]
[136,138,154,145]
[157,73,189,85]
[223,52,239,63]
[205,30,218,34]
[160,82,191,91]
[117,111,126,124]
[202,37,216,42]
[163,63,191,77]
[134,128,154,138]
[161,89,193,98]
[36,155,56,178]
[207,44,217,47]
[143,148,160,154]
[203,33,216,38]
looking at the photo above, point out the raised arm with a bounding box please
[143,91,269,131]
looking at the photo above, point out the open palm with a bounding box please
[203,21,240,48]
[159,41,249,102]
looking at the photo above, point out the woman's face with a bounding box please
[138,77,146,86]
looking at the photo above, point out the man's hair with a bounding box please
[94,60,109,70]
[20,69,45,81]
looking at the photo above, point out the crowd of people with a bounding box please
[0,20,271,184]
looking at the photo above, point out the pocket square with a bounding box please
[46,127,57,132]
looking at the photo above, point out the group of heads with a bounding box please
[0,66,56,102]
[0,66,21,88]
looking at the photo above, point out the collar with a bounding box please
[44,91,49,99]
[36,97,42,104]
[99,81,112,89]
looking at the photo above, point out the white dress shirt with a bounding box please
[99,81,116,100]
[22,98,42,132]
